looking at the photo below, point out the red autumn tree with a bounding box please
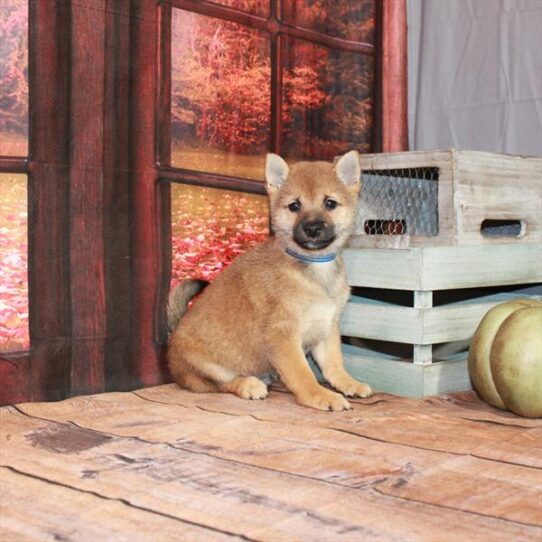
[0,0,28,140]
[171,6,329,155]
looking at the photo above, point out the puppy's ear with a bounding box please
[334,150,360,187]
[265,153,289,192]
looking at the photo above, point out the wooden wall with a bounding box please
[0,0,166,404]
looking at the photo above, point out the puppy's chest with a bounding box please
[299,267,349,349]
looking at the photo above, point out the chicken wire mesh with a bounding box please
[356,167,439,236]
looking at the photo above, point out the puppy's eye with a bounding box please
[287,200,301,213]
[324,198,338,210]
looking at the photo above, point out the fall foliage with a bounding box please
[171,1,375,162]
[0,0,375,350]
[0,0,28,146]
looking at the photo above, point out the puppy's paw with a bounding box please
[236,376,269,400]
[299,389,352,411]
[333,378,373,398]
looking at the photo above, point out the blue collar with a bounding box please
[285,247,337,263]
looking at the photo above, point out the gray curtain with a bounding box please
[407,0,542,157]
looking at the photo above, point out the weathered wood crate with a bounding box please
[337,149,542,397]
[338,245,542,397]
[350,149,542,249]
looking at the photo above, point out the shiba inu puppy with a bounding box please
[167,150,372,411]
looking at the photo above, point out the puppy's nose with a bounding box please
[302,220,325,239]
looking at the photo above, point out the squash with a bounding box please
[468,299,542,418]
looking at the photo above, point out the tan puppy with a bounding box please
[168,150,372,411]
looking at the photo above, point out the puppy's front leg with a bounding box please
[270,336,351,411]
[312,325,373,398]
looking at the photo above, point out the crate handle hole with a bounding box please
[480,219,526,238]
[364,219,407,235]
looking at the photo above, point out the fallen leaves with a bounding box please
[0,182,268,352]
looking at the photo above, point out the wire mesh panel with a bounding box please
[356,167,439,236]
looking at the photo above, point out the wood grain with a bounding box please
[344,244,542,291]
[351,149,542,249]
[2,385,541,541]
[342,290,541,345]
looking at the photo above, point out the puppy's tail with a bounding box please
[167,279,209,336]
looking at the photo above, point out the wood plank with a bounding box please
[0,357,30,405]
[129,0,164,387]
[341,344,472,397]
[15,389,542,527]
[1,406,539,542]
[341,290,542,345]
[102,0,134,391]
[343,244,542,291]
[0,467,239,542]
[454,150,542,246]
[344,247,423,290]
[420,244,542,291]
[136,385,542,469]
[69,1,107,395]
[27,2,71,402]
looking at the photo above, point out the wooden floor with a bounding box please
[1,384,541,542]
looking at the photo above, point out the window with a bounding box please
[161,0,380,286]
[0,0,29,352]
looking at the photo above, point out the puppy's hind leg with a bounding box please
[178,369,219,393]
[192,360,269,400]
[170,341,268,399]
[218,376,269,400]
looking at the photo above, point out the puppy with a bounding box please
[167,150,372,411]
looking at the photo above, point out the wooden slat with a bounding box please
[69,0,107,394]
[129,0,165,387]
[0,357,30,405]
[341,345,472,397]
[343,244,542,291]
[0,467,239,542]
[454,150,542,246]
[344,247,423,289]
[341,291,541,345]
[27,1,72,402]
[102,0,133,391]
[1,404,540,542]
[420,244,542,291]
[136,385,542,469]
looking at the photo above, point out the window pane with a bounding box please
[208,0,269,16]
[0,173,28,351]
[171,9,270,180]
[0,0,28,156]
[171,184,268,285]
[281,38,374,161]
[282,0,376,44]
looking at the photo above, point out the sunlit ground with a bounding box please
[0,171,28,352]
[0,131,27,157]
[171,143,266,181]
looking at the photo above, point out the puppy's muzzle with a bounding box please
[294,220,336,250]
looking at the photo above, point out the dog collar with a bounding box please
[285,247,337,263]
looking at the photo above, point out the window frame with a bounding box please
[157,0,401,194]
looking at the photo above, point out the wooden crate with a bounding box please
[350,149,542,249]
[338,244,542,397]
